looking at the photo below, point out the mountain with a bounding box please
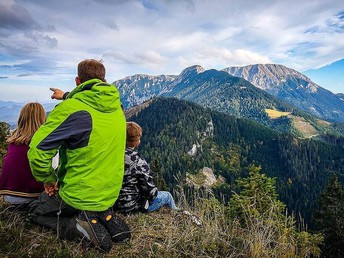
[114,74,176,108]
[0,101,56,128]
[162,65,292,125]
[116,66,343,139]
[125,97,344,225]
[223,64,344,122]
[164,65,297,118]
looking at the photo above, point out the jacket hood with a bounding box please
[67,79,121,113]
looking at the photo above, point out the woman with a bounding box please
[0,102,47,204]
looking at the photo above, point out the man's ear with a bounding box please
[75,76,81,86]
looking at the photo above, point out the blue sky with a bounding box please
[0,0,343,102]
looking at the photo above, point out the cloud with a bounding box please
[327,11,344,31]
[103,50,166,70]
[136,50,166,69]
[104,20,119,30]
[1,0,344,101]
[103,52,137,64]
[16,73,33,77]
[0,1,58,62]
[0,76,8,79]
[91,0,129,5]
[12,59,57,72]
[0,1,36,31]
[178,47,272,70]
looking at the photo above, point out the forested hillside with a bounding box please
[126,97,344,226]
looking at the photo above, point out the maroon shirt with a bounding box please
[0,143,43,197]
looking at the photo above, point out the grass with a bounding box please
[187,172,207,186]
[265,108,320,138]
[265,109,291,119]
[291,116,318,138]
[0,188,322,258]
[0,196,233,258]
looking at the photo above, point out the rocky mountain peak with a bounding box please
[224,63,319,93]
[178,65,205,78]
[223,63,344,122]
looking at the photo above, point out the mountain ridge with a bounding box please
[115,65,344,139]
[223,64,344,122]
[115,63,344,124]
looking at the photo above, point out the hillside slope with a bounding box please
[125,97,344,224]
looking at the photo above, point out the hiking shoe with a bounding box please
[76,211,113,252]
[99,209,131,242]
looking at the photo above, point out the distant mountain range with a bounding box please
[0,101,56,128]
[1,63,343,136]
[115,64,344,139]
[116,64,344,123]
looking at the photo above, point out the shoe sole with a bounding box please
[76,212,113,252]
[100,211,131,242]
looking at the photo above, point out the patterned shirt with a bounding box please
[113,148,158,213]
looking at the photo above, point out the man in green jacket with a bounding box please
[28,59,130,252]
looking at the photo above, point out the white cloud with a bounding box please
[0,0,344,101]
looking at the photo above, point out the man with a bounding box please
[28,59,129,252]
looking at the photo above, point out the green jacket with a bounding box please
[28,79,126,211]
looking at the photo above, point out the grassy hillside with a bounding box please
[0,184,322,258]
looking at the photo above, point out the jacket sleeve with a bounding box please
[28,101,92,184]
[136,156,158,201]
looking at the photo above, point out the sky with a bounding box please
[0,0,343,102]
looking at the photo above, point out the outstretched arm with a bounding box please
[50,88,69,100]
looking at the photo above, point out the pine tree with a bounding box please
[229,164,322,257]
[230,164,286,224]
[150,158,168,191]
[0,122,9,168]
[313,175,344,257]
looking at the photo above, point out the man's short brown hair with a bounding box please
[126,122,142,148]
[78,59,106,83]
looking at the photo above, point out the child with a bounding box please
[0,102,46,205]
[113,121,178,213]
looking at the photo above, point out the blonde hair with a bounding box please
[78,59,105,83]
[126,122,142,148]
[7,102,46,145]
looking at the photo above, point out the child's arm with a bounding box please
[136,156,158,200]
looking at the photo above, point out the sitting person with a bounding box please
[0,103,47,205]
[113,121,178,214]
[27,59,130,252]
